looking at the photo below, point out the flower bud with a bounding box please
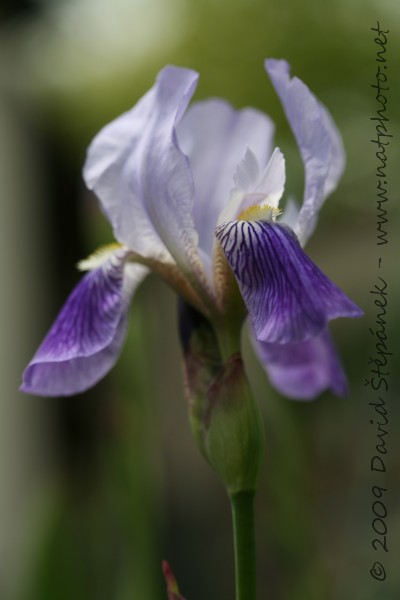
[162,561,186,600]
[178,299,265,494]
[205,353,265,494]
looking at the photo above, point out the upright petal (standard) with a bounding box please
[177,99,274,258]
[265,59,345,246]
[84,66,207,291]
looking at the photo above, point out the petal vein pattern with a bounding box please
[215,220,362,344]
[21,250,148,396]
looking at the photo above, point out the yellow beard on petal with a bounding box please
[77,243,124,271]
[237,203,282,222]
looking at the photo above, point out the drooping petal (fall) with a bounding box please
[177,99,274,258]
[252,327,348,400]
[83,66,207,289]
[21,250,148,396]
[265,59,345,246]
[215,220,362,344]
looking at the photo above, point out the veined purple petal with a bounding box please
[252,327,348,400]
[215,220,363,344]
[21,253,148,396]
[177,99,274,258]
[83,66,207,287]
[265,59,345,246]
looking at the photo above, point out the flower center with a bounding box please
[237,203,282,223]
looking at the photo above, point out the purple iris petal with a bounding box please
[21,256,147,396]
[84,66,205,282]
[177,99,274,258]
[252,328,348,400]
[265,59,345,246]
[215,220,363,344]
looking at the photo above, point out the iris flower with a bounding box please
[21,59,362,399]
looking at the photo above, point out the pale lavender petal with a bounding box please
[265,59,345,246]
[240,147,286,213]
[177,99,275,258]
[83,66,206,286]
[252,328,348,400]
[216,147,285,227]
[234,147,260,193]
[215,220,363,344]
[21,255,148,396]
[279,196,299,229]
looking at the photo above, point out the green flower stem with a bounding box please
[230,490,257,600]
[214,322,241,362]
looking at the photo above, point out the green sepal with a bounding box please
[205,353,265,494]
[178,299,265,494]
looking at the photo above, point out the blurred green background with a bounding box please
[1,0,399,599]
